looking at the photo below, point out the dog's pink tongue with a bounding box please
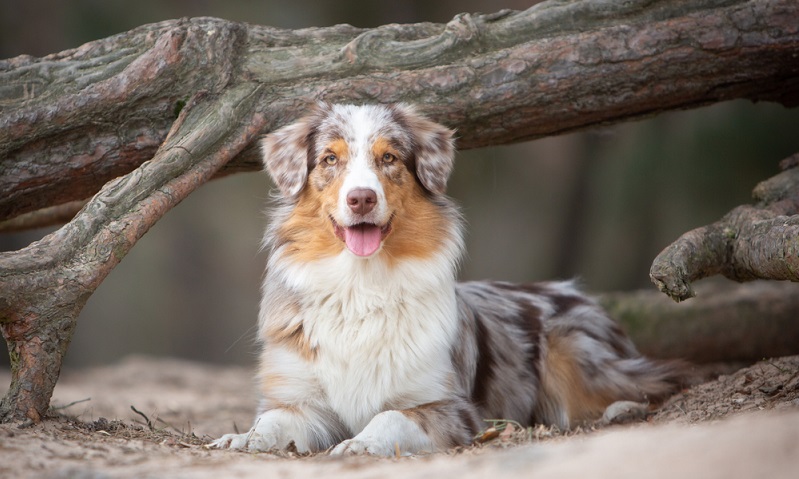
[344,224,382,257]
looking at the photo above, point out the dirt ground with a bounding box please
[2,355,799,479]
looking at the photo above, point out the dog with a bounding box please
[211,103,682,456]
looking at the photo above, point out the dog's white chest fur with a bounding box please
[268,251,459,432]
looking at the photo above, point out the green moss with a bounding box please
[173,99,187,118]
[616,309,647,335]
[7,347,20,372]
[600,297,648,335]
[113,243,129,262]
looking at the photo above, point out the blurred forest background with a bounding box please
[2,0,799,368]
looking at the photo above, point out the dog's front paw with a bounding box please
[211,409,315,453]
[210,429,280,452]
[330,410,434,457]
[210,433,248,450]
[330,436,397,457]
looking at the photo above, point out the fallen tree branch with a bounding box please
[3,0,799,224]
[650,153,799,301]
[0,83,267,422]
[601,281,799,363]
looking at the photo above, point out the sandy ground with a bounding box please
[2,355,799,479]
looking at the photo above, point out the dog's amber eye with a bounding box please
[324,154,338,166]
[382,152,396,164]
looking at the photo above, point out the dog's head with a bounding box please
[262,103,456,260]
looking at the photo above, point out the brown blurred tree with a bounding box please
[1,0,798,423]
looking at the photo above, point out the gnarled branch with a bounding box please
[651,153,799,301]
[0,83,266,422]
[3,0,799,224]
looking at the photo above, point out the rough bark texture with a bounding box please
[3,0,799,223]
[601,281,799,363]
[0,85,267,422]
[650,153,799,301]
[1,0,799,422]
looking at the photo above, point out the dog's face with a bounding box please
[262,103,456,262]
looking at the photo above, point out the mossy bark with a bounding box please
[602,281,799,363]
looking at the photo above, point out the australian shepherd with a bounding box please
[212,103,681,456]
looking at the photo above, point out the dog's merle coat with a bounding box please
[212,103,681,456]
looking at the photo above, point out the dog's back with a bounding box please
[454,281,681,430]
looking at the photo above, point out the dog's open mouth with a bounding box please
[332,217,393,257]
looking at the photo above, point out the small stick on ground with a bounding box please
[130,405,154,431]
[51,397,91,411]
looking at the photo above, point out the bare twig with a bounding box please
[130,405,154,431]
[51,397,91,411]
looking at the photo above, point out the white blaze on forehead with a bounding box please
[332,105,393,226]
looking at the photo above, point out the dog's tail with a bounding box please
[534,311,686,429]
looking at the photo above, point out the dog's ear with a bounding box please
[261,105,327,197]
[394,104,455,195]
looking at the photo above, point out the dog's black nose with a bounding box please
[347,188,377,215]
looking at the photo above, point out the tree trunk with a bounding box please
[2,0,799,422]
[1,85,267,422]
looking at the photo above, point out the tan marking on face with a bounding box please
[326,138,349,164]
[371,137,399,163]
[380,176,449,262]
[279,135,450,263]
[309,138,349,190]
[279,172,346,262]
